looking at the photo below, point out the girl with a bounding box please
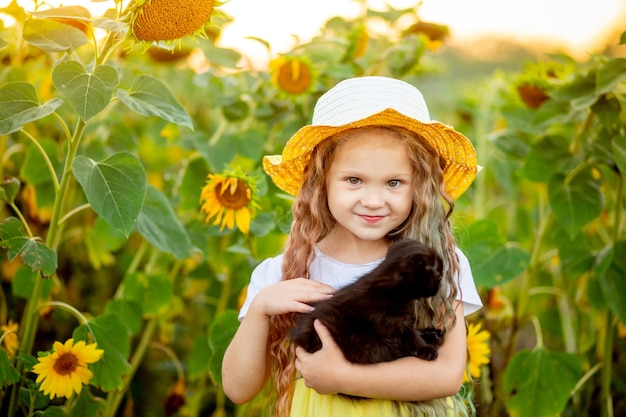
[222,76,483,417]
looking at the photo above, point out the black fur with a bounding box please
[291,239,444,369]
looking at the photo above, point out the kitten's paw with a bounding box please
[415,346,439,361]
[420,328,443,346]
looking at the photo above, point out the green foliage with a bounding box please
[0,0,624,416]
[208,310,239,386]
[462,31,626,417]
[0,350,20,387]
[0,82,64,135]
[52,61,119,121]
[0,217,57,276]
[503,348,584,417]
[72,153,147,237]
[74,314,132,392]
[116,75,194,129]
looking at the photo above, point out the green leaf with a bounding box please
[1,177,21,204]
[0,349,21,387]
[84,217,128,270]
[40,406,66,417]
[552,72,598,110]
[554,228,596,278]
[93,9,124,33]
[531,99,572,130]
[73,313,132,392]
[200,42,243,68]
[596,57,626,95]
[591,95,622,133]
[0,216,26,240]
[122,272,173,317]
[461,219,530,287]
[0,81,63,135]
[0,217,58,277]
[68,389,103,417]
[504,348,583,417]
[179,156,209,212]
[12,266,52,299]
[250,212,275,237]
[23,17,88,52]
[221,95,249,121]
[116,75,193,129]
[135,186,197,259]
[548,169,604,239]
[208,310,239,386]
[30,5,91,20]
[521,135,577,183]
[72,152,147,237]
[104,299,143,336]
[598,241,626,323]
[21,138,60,185]
[187,336,212,380]
[52,60,119,121]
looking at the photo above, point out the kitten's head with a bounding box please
[384,239,443,298]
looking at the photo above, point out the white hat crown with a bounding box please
[312,76,432,126]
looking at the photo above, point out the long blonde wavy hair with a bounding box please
[268,126,462,417]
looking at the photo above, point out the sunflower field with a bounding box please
[1,0,625,416]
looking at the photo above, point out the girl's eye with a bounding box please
[347,177,361,185]
[387,179,401,188]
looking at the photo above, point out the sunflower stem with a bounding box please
[7,116,87,417]
[18,128,60,192]
[103,318,158,417]
[42,301,90,326]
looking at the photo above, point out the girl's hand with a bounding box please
[295,319,351,395]
[250,278,335,318]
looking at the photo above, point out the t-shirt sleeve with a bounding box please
[238,255,283,321]
[455,247,483,316]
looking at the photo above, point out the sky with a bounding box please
[2,0,625,61]
[217,0,626,60]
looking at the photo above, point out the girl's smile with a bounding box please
[358,215,385,224]
[324,128,413,246]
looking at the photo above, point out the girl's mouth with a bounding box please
[359,215,384,224]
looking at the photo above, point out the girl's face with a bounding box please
[325,129,413,243]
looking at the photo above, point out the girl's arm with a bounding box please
[295,301,467,400]
[222,278,335,404]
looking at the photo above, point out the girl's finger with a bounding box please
[313,319,335,348]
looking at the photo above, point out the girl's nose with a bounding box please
[360,190,385,209]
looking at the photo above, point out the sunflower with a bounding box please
[32,338,104,399]
[129,0,217,43]
[0,320,19,357]
[344,23,368,60]
[200,169,260,234]
[270,55,316,96]
[403,21,449,52]
[464,322,491,383]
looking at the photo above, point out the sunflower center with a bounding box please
[276,61,312,94]
[215,179,250,210]
[133,0,215,41]
[53,352,79,376]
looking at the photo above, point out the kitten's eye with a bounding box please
[387,179,401,188]
[347,177,361,185]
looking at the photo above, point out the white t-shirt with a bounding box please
[239,246,482,320]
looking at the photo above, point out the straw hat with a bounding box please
[262,76,478,199]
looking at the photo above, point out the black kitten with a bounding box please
[291,239,444,370]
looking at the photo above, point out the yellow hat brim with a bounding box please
[262,108,478,200]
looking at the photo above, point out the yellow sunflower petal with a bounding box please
[33,339,104,399]
[224,209,236,231]
[235,206,251,234]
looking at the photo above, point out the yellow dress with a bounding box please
[290,378,456,417]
